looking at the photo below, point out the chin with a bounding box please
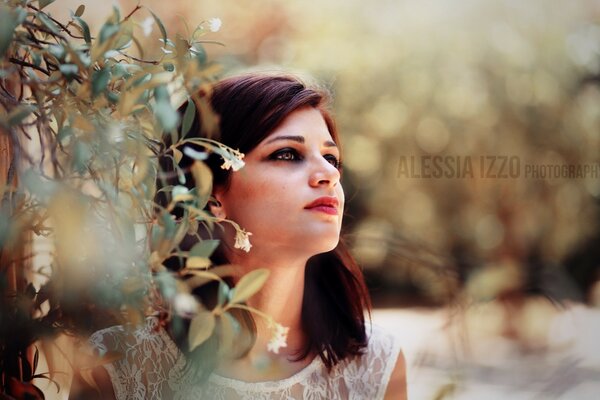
[309,234,340,254]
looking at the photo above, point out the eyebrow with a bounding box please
[264,135,337,148]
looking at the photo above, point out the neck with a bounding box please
[227,244,309,360]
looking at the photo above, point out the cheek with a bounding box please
[223,173,291,221]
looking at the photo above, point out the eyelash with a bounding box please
[270,148,342,170]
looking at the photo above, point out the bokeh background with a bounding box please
[41,0,600,398]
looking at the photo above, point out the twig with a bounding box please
[123,3,143,21]
[22,21,69,43]
[26,4,86,40]
[116,50,160,65]
[9,57,51,76]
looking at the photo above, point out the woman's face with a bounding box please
[215,106,344,257]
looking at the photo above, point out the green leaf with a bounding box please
[188,311,215,351]
[99,22,119,44]
[190,240,220,258]
[192,44,207,66]
[48,44,65,60]
[114,21,134,50]
[181,100,196,138]
[37,12,59,34]
[74,4,85,17]
[190,161,212,209]
[91,68,111,98]
[32,52,42,67]
[6,105,36,127]
[73,16,91,44]
[182,146,208,160]
[111,5,121,23]
[154,101,179,131]
[217,281,229,308]
[150,10,168,47]
[186,256,211,269]
[57,126,73,144]
[155,271,177,300]
[58,63,78,78]
[154,85,169,103]
[218,312,241,357]
[0,7,20,57]
[106,91,119,104]
[72,141,92,173]
[172,185,194,203]
[38,0,56,10]
[230,269,270,304]
[160,210,177,238]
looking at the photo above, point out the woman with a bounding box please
[81,73,407,399]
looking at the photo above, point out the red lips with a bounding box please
[304,196,339,215]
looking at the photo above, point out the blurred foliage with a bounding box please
[0,0,273,397]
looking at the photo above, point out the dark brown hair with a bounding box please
[158,73,371,374]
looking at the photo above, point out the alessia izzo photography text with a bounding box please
[397,155,600,179]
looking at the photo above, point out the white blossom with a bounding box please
[220,149,245,171]
[234,228,252,252]
[220,157,245,171]
[267,323,289,354]
[173,293,199,317]
[208,18,222,33]
[141,17,154,37]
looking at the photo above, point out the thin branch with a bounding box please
[26,4,86,40]
[9,57,51,76]
[123,3,143,21]
[116,50,160,65]
[22,21,69,43]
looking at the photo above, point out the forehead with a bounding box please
[261,107,336,145]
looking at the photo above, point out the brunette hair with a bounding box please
[157,73,371,374]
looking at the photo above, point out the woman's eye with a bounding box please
[271,148,301,162]
[324,154,341,169]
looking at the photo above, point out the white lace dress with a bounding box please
[89,317,401,399]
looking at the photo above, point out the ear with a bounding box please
[208,191,226,220]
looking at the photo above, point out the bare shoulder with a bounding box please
[384,349,407,400]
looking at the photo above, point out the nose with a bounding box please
[309,156,341,188]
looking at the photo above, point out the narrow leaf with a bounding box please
[190,161,212,209]
[7,105,36,127]
[188,311,215,350]
[0,6,19,58]
[181,100,196,137]
[38,0,56,10]
[99,22,119,44]
[150,11,167,46]
[218,312,237,355]
[74,16,91,44]
[59,63,78,75]
[91,68,111,98]
[217,281,229,307]
[74,4,85,17]
[186,256,211,269]
[190,240,219,258]
[230,269,270,304]
[154,101,179,131]
[37,12,60,34]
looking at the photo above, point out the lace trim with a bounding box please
[208,354,323,392]
[89,318,402,399]
[375,326,402,399]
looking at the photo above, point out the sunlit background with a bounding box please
[38,0,600,398]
